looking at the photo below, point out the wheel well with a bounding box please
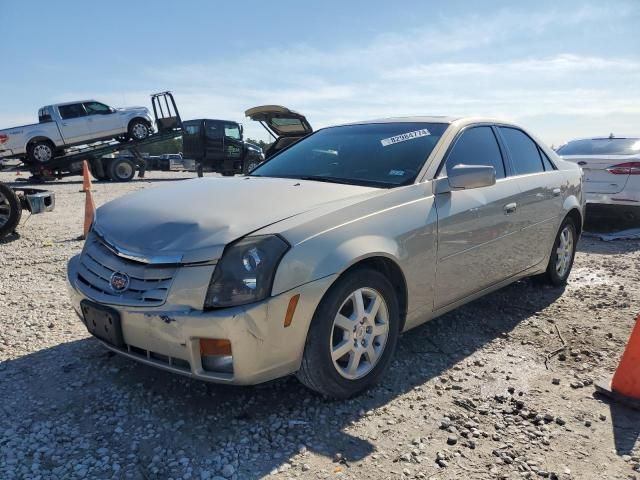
[566,208,583,237]
[26,137,54,149]
[342,256,408,331]
[128,117,151,128]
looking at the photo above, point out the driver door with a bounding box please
[434,125,523,309]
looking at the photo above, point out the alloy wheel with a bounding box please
[330,287,389,380]
[555,225,574,278]
[132,123,148,139]
[33,144,52,162]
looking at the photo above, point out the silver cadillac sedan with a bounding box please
[67,116,584,398]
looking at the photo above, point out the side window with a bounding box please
[224,123,241,140]
[84,102,111,115]
[205,121,222,138]
[444,126,505,179]
[539,148,556,171]
[58,103,87,120]
[499,127,544,175]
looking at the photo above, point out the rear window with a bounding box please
[38,108,52,123]
[557,138,640,156]
[252,122,449,188]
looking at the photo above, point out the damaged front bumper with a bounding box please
[67,255,336,385]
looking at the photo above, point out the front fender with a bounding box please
[273,234,402,296]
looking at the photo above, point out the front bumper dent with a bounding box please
[67,255,336,385]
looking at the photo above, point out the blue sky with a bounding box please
[1,0,639,145]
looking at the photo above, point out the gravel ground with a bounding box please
[0,170,639,480]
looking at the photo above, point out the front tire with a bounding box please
[297,268,400,399]
[128,119,150,141]
[0,183,22,240]
[544,217,577,286]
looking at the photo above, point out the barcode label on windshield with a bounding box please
[381,128,431,147]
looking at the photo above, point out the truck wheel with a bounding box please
[0,183,22,240]
[89,161,109,181]
[242,160,261,175]
[27,141,54,163]
[108,158,136,182]
[128,120,150,141]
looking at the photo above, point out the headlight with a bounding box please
[204,235,289,308]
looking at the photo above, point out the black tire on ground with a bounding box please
[543,216,578,286]
[89,160,109,181]
[0,183,22,240]
[108,158,137,182]
[296,267,400,399]
[242,159,261,175]
[27,140,55,164]
[197,163,204,178]
[127,119,150,141]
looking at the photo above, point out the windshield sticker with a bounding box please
[388,170,405,176]
[381,128,431,147]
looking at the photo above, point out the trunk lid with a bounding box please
[561,154,637,194]
[245,105,312,139]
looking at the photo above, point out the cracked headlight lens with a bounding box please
[204,235,289,308]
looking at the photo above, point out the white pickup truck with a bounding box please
[0,100,154,164]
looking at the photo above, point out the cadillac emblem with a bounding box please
[110,272,130,292]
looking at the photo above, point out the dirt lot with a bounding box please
[0,170,639,480]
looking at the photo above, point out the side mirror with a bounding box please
[435,164,496,193]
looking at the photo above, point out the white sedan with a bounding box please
[558,135,640,222]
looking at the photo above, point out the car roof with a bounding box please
[47,100,98,107]
[565,135,640,142]
[338,116,520,128]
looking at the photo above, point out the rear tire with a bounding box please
[27,140,55,164]
[128,119,150,141]
[0,183,22,240]
[108,158,136,182]
[297,268,400,399]
[543,217,577,286]
[89,160,109,181]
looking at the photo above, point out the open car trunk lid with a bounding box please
[245,105,312,138]
[561,154,635,194]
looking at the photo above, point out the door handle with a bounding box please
[504,202,517,214]
[552,188,561,197]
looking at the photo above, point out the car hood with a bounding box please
[93,176,379,264]
[118,106,149,113]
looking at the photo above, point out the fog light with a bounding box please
[199,338,233,374]
[201,355,233,374]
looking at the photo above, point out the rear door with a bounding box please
[83,101,121,138]
[434,125,523,309]
[497,126,563,269]
[56,103,89,144]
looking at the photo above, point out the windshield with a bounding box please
[250,122,448,187]
[557,138,640,156]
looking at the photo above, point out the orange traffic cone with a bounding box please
[81,187,96,240]
[595,313,640,410]
[81,160,92,193]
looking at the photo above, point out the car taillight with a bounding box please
[607,162,640,175]
[0,134,8,145]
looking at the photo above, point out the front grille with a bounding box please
[124,344,191,372]
[76,235,176,306]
